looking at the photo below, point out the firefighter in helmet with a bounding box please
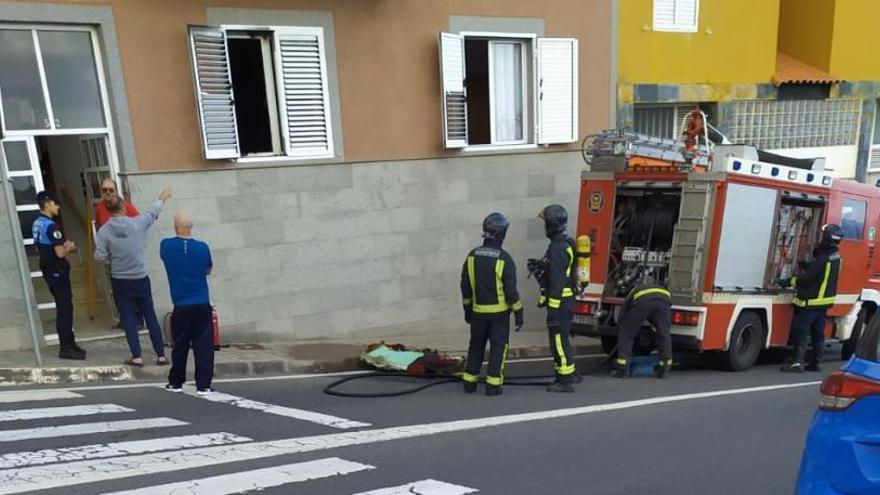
[460,212,524,396]
[536,205,580,392]
[610,284,673,379]
[778,223,843,373]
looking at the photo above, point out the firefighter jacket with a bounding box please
[618,284,671,322]
[789,244,841,310]
[540,233,576,310]
[460,239,523,316]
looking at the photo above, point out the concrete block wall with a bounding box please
[124,151,584,343]
[0,184,31,350]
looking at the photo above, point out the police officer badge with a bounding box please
[53,230,63,240]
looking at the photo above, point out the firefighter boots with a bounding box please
[546,380,574,393]
[654,359,672,379]
[463,382,477,393]
[486,385,503,397]
[610,357,630,379]
[805,362,822,372]
[780,362,805,373]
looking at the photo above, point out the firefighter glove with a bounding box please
[514,308,524,332]
[464,307,473,324]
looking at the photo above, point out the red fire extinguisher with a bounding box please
[211,306,222,351]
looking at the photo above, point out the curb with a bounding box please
[0,344,604,387]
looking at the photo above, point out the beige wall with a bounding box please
[10,0,611,172]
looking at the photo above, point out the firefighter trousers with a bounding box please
[463,315,510,387]
[790,308,826,365]
[548,298,576,383]
[617,299,672,360]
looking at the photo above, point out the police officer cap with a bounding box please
[482,212,509,241]
[822,223,843,243]
[36,191,57,205]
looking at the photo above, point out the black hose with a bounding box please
[323,347,618,398]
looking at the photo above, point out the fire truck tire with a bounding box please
[841,308,867,361]
[720,311,765,372]
[600,335,617,355]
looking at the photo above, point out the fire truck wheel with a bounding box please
[721,311,765,372]
[600,335,618,355]
[841,308,867,361]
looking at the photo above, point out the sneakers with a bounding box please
[546,381,574,393]
[164,384,182,393]
[805,363,822,372]
[781,362,805,373]
[196,388,215,396]
[485,385,503,397]
[462,382,477,394]
[58,345,86,360]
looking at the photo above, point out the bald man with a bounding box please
[160,211,215,394]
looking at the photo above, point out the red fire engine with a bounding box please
[573,113,880,371]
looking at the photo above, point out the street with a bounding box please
[0,354,828,495]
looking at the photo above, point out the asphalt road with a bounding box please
[0,354,832,494]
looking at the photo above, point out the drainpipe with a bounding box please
[610,0,619,128]
[0,142,43,367]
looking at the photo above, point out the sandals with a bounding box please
[156,357,169,366]
[124,358,144,367]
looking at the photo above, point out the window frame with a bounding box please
[869,100,880,173]
[841,198,867,241]
[460,31,536,151]
[652,0,700,34]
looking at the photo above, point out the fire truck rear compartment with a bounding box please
[606,185,682,298]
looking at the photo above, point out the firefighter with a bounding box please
[537,205,580,393]
[33,191,86,360]
[778,224,843,373]
[610,284,673,379]
[460,212,524,396]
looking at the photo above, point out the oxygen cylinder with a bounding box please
[576,235,591,286]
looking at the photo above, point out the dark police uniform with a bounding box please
[32,213,76,350]
[541,232,577,384]
[460,239,523,394]
[615,285,673,375]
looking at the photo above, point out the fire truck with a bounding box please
[573,114,880,371]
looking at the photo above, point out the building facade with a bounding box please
[0,0,612,351]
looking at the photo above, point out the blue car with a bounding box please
[795,316,880,494]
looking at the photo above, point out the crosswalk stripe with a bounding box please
[0,382,818,494]
[183,388,370,429]
[353,479,479,495]
[0,390,83,404]
[0,404,132,422]
[0,432,251,469]
[0,417,187,443]
[100,457,375,495]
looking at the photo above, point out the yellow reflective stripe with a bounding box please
[790,277,797,288]
[495,259,507,307]
[500,343,509,382]
[538,295,547,304]
[486,375,503,386]
[461,372,479,383]
[565,245,574,278]
[470,258,510,314]
[462,298,472,306]
[467,256,476,304]
[817,261,832,300]
[555,363,576,375]
[793,296,835,307]
[662,358,673,366]
[511,300,523,311]
[554,333,568,369]
[548,298,561,309]
[562,288,574,297]
[616,357,628,365]
[632,287,671,300]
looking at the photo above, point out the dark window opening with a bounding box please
[464,39,490,145]
[227,36,276,156]
[777,84,831,101]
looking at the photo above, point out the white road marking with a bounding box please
[0,404,132,422]
[0,381,819,494]
[0,417,187,443]
[0,432,251,469]
[100,457,375,495]
[0,389,83,403]
[353,479,478,495]
[182,387,371,429]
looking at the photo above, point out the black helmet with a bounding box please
[482,212,510,241]
[822,223,843,245]
[539,204,567,238]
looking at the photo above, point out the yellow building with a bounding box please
[616,0,880,181]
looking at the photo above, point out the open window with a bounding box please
[188,25,333,161]
[439,32,577,149]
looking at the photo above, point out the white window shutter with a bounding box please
[653,0,699,32]
[274,27,333,158]
[439,33,467,149]
[537,38,578,145]
[187,26,240,160]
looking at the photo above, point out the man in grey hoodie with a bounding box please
[95,186,172,366]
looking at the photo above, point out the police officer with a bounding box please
[537,205,579,393]
[610,284,673,379]
[460,212,523,397]
[33,191,86,360]
[779,224,843,373]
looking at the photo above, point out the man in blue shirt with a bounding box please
[160,211,215,394]
[33,191,86,360]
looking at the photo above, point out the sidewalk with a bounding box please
[0,329,602,386]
